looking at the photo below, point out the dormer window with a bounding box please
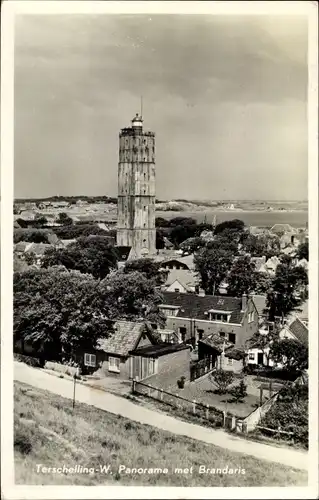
[209,309,232,323]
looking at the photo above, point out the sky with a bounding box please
[14,14,308,200]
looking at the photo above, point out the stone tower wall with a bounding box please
[117,126,156,257]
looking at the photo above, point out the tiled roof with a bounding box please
[15,241,31,252]
[97,321,154,357]
[26,243,52,255]
[161,291,244,324]
[271,224,295,234]
[165,269,199,289]
[288,317,308,346]
[199,334,233,353]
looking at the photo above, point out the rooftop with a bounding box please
[130,343,190,358]
[97,321,155,357]
[287,317,308,347]
[161,291,245,324]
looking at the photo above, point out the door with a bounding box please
[257,352,264,365]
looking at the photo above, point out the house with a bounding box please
[162,269,199,294]
[246,316,308,367]
[159,291,259,348]
[18,210,36,221]
[80,321,159,379]
[259,256,280,276]
[154,251,195,271]
[130,342,191,388]
[14,241,33,254]
[198,335,245,373]
[270,224,296,235]
[78,321,191,389]
[251,256,267,272]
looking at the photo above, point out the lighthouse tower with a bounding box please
[116,113,156,258]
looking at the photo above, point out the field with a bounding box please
[14,382,307,486]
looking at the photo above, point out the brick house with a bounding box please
[159,291,259,348]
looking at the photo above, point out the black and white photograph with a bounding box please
[1,1,318,498]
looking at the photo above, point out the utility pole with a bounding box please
[72,373,76,409]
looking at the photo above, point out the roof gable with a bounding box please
[288,317,308,346]
[96,321,156,357]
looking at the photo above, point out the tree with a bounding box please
[210,370,234,394]
[156,228,165,249]
[227,256,258,297]
[41,236,118,279]
[97,270,165,326]
[269,338,308,372]
[214,219,245,236]
[296,241,308,261]
[14,229,50,244]
[179,236,205,254]
[14,268,109,360]
[267,258,308,322]
[241,233,280,258]
[245,327,280,367]
[206,231,239,255]
[123,258,168,286]
[194,246,233,295]
[53,223,111,240]
[229,380,247,403]
[57,212,73,226]
[33,214,48,228]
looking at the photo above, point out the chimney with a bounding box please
[241,293,247,312]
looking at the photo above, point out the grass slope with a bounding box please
[14,382,307,486]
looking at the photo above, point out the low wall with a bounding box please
[242,392,279,432]
[44,361,79,377]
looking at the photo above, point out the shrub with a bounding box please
[177,376,186,389]
[211,370,234,394]
[14,426,33,455]
[14,353,43,367]
[229,380,247,403]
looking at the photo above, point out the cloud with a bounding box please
[14,14,307,199]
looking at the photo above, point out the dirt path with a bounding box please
[14,362,308,471]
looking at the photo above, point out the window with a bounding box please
[248,353,255,360]
[151,323,157,330]
[174,288,180,293]
[179,327,187,342]
[228,333,236,344]
[211,313,229,322]
[108,356,120,373]
[148,358,156,375]
[248,311,255,324]
[227,357,233,365]
[84,353,96,367]
[219,331,225,338]
[197,329,204,340]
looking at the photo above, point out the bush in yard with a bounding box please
[211,370,234,394]
[177,376,186,389]
[229,380,247,403]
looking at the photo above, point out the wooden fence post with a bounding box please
[132,379,136,393]
[193,400,196,414]
[223,410,226,427]
[269,381,273,398]
[148,387,151,397]
[160,389,163,401]
[206,404,209,420]
[259,386,263,406]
